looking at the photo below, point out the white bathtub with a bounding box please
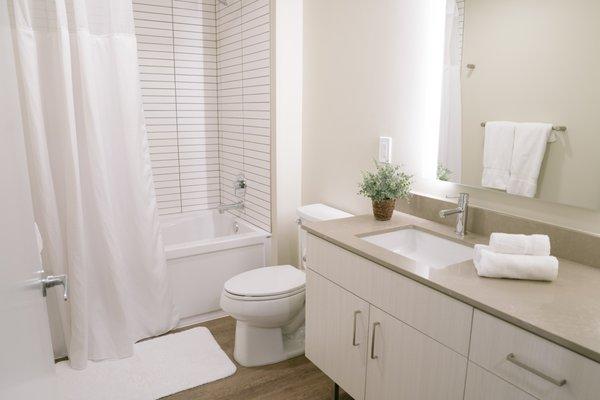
[161,211,271,327]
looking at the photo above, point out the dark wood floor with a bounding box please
[161,317,353,400]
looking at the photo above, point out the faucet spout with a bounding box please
[438,208,463,218]
[439,193,469,236]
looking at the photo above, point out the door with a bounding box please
[305,269,370,400]
[0,5,60,399]
[366,306,467,400]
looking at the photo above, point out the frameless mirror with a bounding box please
[437,0,600,210]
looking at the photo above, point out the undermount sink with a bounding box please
[361,227,473,269]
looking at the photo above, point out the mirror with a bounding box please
[437,0,600,210]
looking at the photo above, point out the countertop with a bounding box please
[302,212,600,363]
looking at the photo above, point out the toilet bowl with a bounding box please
[220,265,306,367]
[220,204,353,367]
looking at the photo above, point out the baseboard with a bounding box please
[176,310,229,329]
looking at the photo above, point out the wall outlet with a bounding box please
[379,137,392,163]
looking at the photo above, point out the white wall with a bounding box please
[302,0,445,214]
[302,0,600,235]
[274,0,303,265]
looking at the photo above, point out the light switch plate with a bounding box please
[379,136,392,163]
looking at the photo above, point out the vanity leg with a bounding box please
[333,383,340,400]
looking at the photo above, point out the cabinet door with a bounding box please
[464,362,536,400]
[365,306,467,400]
[306,269,370,400]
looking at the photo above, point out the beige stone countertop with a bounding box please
[302,211,600,363]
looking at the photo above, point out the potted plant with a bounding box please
[358,161,412,221]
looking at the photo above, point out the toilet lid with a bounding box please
[224,265,306,297]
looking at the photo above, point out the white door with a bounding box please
[0,5,60,399]
[365,306,467,400]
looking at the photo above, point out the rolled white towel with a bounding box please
[473,244,558,281]
[489,233,550,256]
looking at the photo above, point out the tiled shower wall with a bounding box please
[133,0,271,232]
[216,0,271,232]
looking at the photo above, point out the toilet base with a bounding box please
[233,321,305,367]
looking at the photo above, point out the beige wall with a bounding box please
[460,0,600,210]
[302,0,445,215]
[302,0,600,235]
[274,0,303,265]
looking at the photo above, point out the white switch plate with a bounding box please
[379,136,392,163]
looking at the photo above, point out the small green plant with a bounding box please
[358,161,413,202]
[437,164,453,181]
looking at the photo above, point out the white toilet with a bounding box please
[220,204,352,367]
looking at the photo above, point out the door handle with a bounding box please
[352,311,361,346]
[370,322,380,359]
[42,275,68,301]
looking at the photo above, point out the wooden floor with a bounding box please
[162,317,353,400]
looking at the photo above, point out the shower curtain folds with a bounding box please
[7,0,179,369]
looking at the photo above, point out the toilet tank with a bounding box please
[296,204,353,269]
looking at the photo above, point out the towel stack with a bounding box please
[474,233,558,281]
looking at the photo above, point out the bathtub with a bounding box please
[161,211,271,327]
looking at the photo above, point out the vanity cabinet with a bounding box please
[305,233,600,400]
[306,235,471,400]
[307,269,467,400]
[305,270,370,400]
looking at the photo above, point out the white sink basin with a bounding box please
[361,227,473,269]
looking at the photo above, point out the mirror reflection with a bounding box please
[437,0,600,210]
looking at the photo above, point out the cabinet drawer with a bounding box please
[470,310,600,400]
[305,270,370,400]
[306,234,473,355]
[465,362,536,400]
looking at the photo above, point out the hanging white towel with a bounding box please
[489,233,551,256]
[507,123,552,197]
[473,244,558,281]
[481,121,516,190]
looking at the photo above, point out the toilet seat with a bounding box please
[223,265,305,300]
[223,286,305,302]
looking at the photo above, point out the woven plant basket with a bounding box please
[372,199,396,221]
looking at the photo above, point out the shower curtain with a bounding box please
[438,0,462,183]
[7,0,179,369]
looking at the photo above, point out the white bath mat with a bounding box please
[56,327,236,400]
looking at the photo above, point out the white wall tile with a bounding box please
[135,0,271,231]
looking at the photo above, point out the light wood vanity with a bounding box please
[303,214,600,400]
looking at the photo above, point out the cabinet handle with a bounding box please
[352,311,361,346]
[370,322,380,359]
[506,353,567,387]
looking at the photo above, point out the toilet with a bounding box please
[220,204,353,367]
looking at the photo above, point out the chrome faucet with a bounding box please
[218,175,246,214]
[218,201,244,214]
[439,193,469,236]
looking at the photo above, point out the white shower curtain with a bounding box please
[438,0,462,183]
[7,0,179,369]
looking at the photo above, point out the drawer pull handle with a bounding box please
[506,353,567,387]
[352,311,361,347]
[370,322,380,359]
